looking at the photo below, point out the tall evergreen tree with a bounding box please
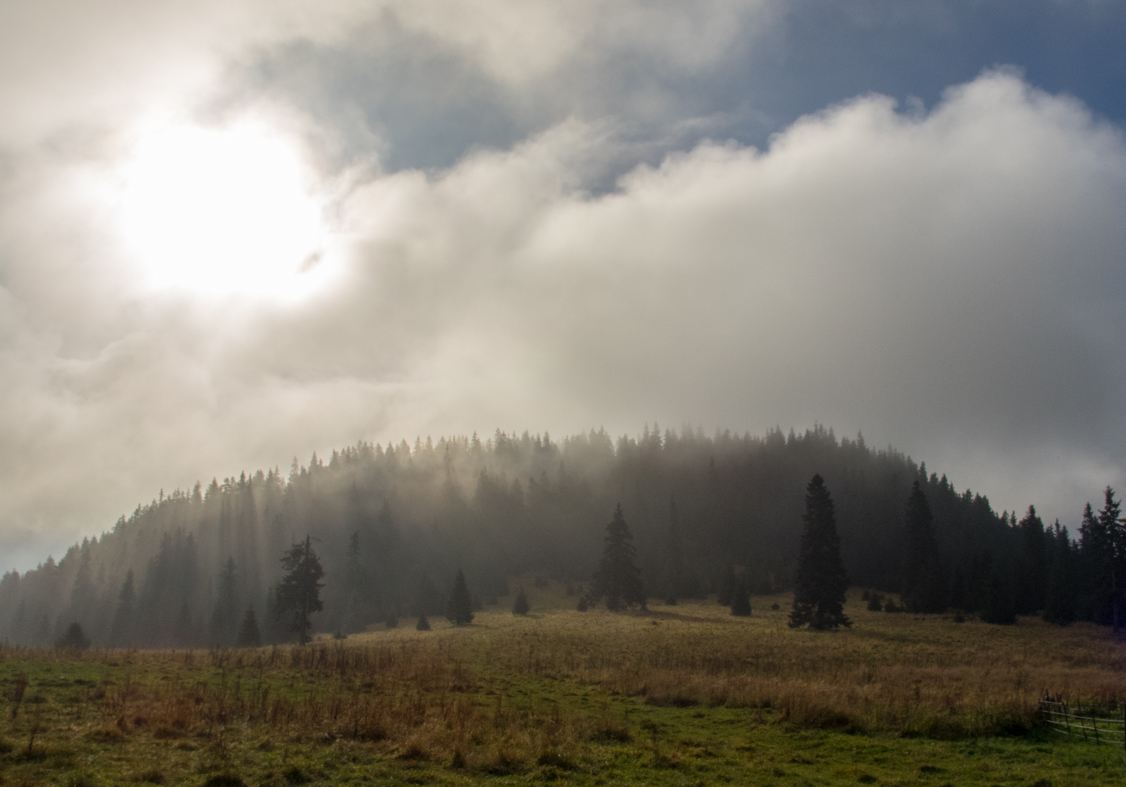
[789,475,850,630]
[588,504,646,611]
[68,544,95,627]
[1015,506,1048,615]
[512,587,530,615]
[109,570,135,646]
[902,481,945,613]
[340,532,367,634]
[730,578,751,617]
[236,607,262,647]
[1080,490,1123,627]
[1043,522,1077,625]
[1098,488,1124,630]
[56,622,91,651]
[1078,502,1108,623]
[446,569,474,626]
[274,537,325,644]
[209,558,239,646]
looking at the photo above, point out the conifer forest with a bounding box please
[1,425,1116,649]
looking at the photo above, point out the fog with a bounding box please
[2,0,1125,571]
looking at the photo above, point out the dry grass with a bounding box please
[464,589,1126,738]
[3,587,1126,782]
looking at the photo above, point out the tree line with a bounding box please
[0,424,1121,647]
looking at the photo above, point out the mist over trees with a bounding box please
[0,424,1118,647]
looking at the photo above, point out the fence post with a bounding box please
[1093,712,1100,745]
[1063,702,1071,736]
[1080,703,1088,742]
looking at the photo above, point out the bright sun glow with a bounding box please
[120,119,333,301]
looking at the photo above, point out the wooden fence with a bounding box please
[1040,696,1126,747]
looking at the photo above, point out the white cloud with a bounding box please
[0,3,1124,575]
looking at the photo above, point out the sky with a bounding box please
[2,0,1126,573]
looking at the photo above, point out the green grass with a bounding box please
[3,585,1126,785]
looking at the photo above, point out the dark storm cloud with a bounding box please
[1,1,1125,572]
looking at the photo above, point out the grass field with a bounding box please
[4,586,1126,786]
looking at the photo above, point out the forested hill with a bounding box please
[0,425,1078,647]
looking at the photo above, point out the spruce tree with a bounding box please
[236,607,262,647]
[789,475,850,630]
[209,558,239,646]
[1015,506,1048,615]
[341,532,366,634]
[730,579,751,617]
[1098,488,1124,630]
[56,622,91,650]
[1080,490,1123,627]
[1043,524,1077,626]
[274,536,325,645]
[446,569,474,625]
[109,570,135,646]
[512,587,530,615]
[588,504,646,611]
[902,481,945,613]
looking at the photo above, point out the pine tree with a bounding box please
[274,537,325,644]
[1043,523,1076,626]
[209,558,239,646]
[1098,488,1124,630]
[341,532,366,634]
[1015,506,1047,615]
[789,475,850,630]
[236,607,262,647]
[902,481,945,613]
[588,504,646,611]
[446,569,474,625]
[109,570,135,646]
[56,622,90,651]
[512,587,530,615]
[730,579,751,617]
[1080,490,1123,627]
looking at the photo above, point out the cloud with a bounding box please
[1,3,1126,572]
[316,72,1126,484]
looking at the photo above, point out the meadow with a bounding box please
[3,587,1126,786]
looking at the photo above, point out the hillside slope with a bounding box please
[0,426,1032,647]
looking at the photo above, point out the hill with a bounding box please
[0,425,1083,647]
